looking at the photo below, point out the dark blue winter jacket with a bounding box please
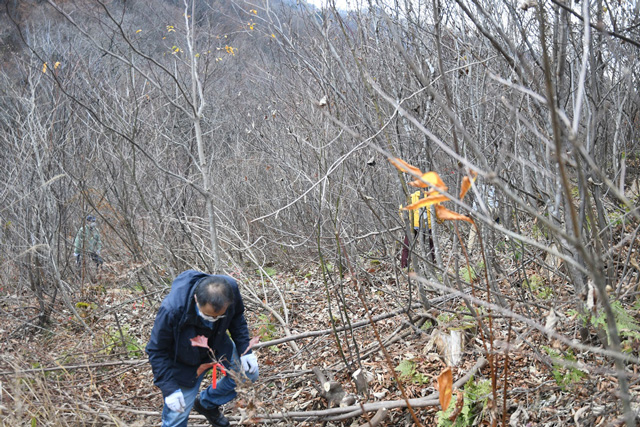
[145,270,252,398]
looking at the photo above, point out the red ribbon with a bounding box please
[211,363,227,389]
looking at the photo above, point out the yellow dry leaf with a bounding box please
[408,171,447,190]
[197,362,215,376]
[436,205,474,223]
[459,171,477,200]
[42,62,47,73]
[437,367,453,411]
[389,157,423,176]
[403,194,450,210]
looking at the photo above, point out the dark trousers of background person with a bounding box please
[401,229,417,268]
[401,228,435,268]
[76,252,104,268]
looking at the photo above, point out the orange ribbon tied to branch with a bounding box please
[194,362,227,388]
[191,335,260,388]
[191,335,228,388]
[211,363,227,389]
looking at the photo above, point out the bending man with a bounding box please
[146,271,259,427]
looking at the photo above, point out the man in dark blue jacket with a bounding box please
[146,271,259,427]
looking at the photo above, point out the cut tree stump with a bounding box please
[312,367,355,407]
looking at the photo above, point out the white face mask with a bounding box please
[194,296,226,323]
[197,309,225,323]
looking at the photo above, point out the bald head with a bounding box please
[194,276,234,312]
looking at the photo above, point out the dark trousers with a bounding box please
[401,229,418,268]
[76,252,103,268]
[401,228,435,268]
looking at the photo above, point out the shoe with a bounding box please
[193,396,230,427]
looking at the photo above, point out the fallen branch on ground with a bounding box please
[87,358,487,424]
[254,356,488,423]
[355,408,388,427]
[255,297,452,350]
[0,359,146,376]
[253,304,423,349]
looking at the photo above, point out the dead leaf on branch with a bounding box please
[408,171,448,191]
[435,205,474,224]
[241,336,260,357]
[190,335,210,349]
[389,157,477,224]
[389,157,422,176]
[459,172,477,199]
[403,194,450,210]
[437,367,453,411]
[197,362,215,376]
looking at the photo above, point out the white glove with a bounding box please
[241,353,258,374]
[165,389,185,413]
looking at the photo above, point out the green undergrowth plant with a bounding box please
[258,266,277,277]
[420,320,434,331]
[436,377,491,427]
[458,260,485,284]
[75,301,97,318]
[459,266,477,283]
[608,210,626,228]
[256,313,279,352]
[568,299,640,351]
[458,306,485,330]
[542,346,586,390]
[601,300,640,346]
[132,283,145,292]
[531,223,548,240]
[395,359,430,384]
[524,274,553,300]
[437,311,456,325]
[98,325,142,357]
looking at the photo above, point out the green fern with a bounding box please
[257,313,280,352]
[396,359,414,378]
[611,301,640,341]
[459,266,476,283]
[543,347,585,390]
[568,300,640,350]
[395,359,430,384]
[591,300,640,345]
[436,377,491,427]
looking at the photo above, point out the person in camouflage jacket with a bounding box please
[74,215,103,267]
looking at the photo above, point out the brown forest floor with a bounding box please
[0,257,639,426]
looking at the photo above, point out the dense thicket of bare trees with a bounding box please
[1,0,639,422]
